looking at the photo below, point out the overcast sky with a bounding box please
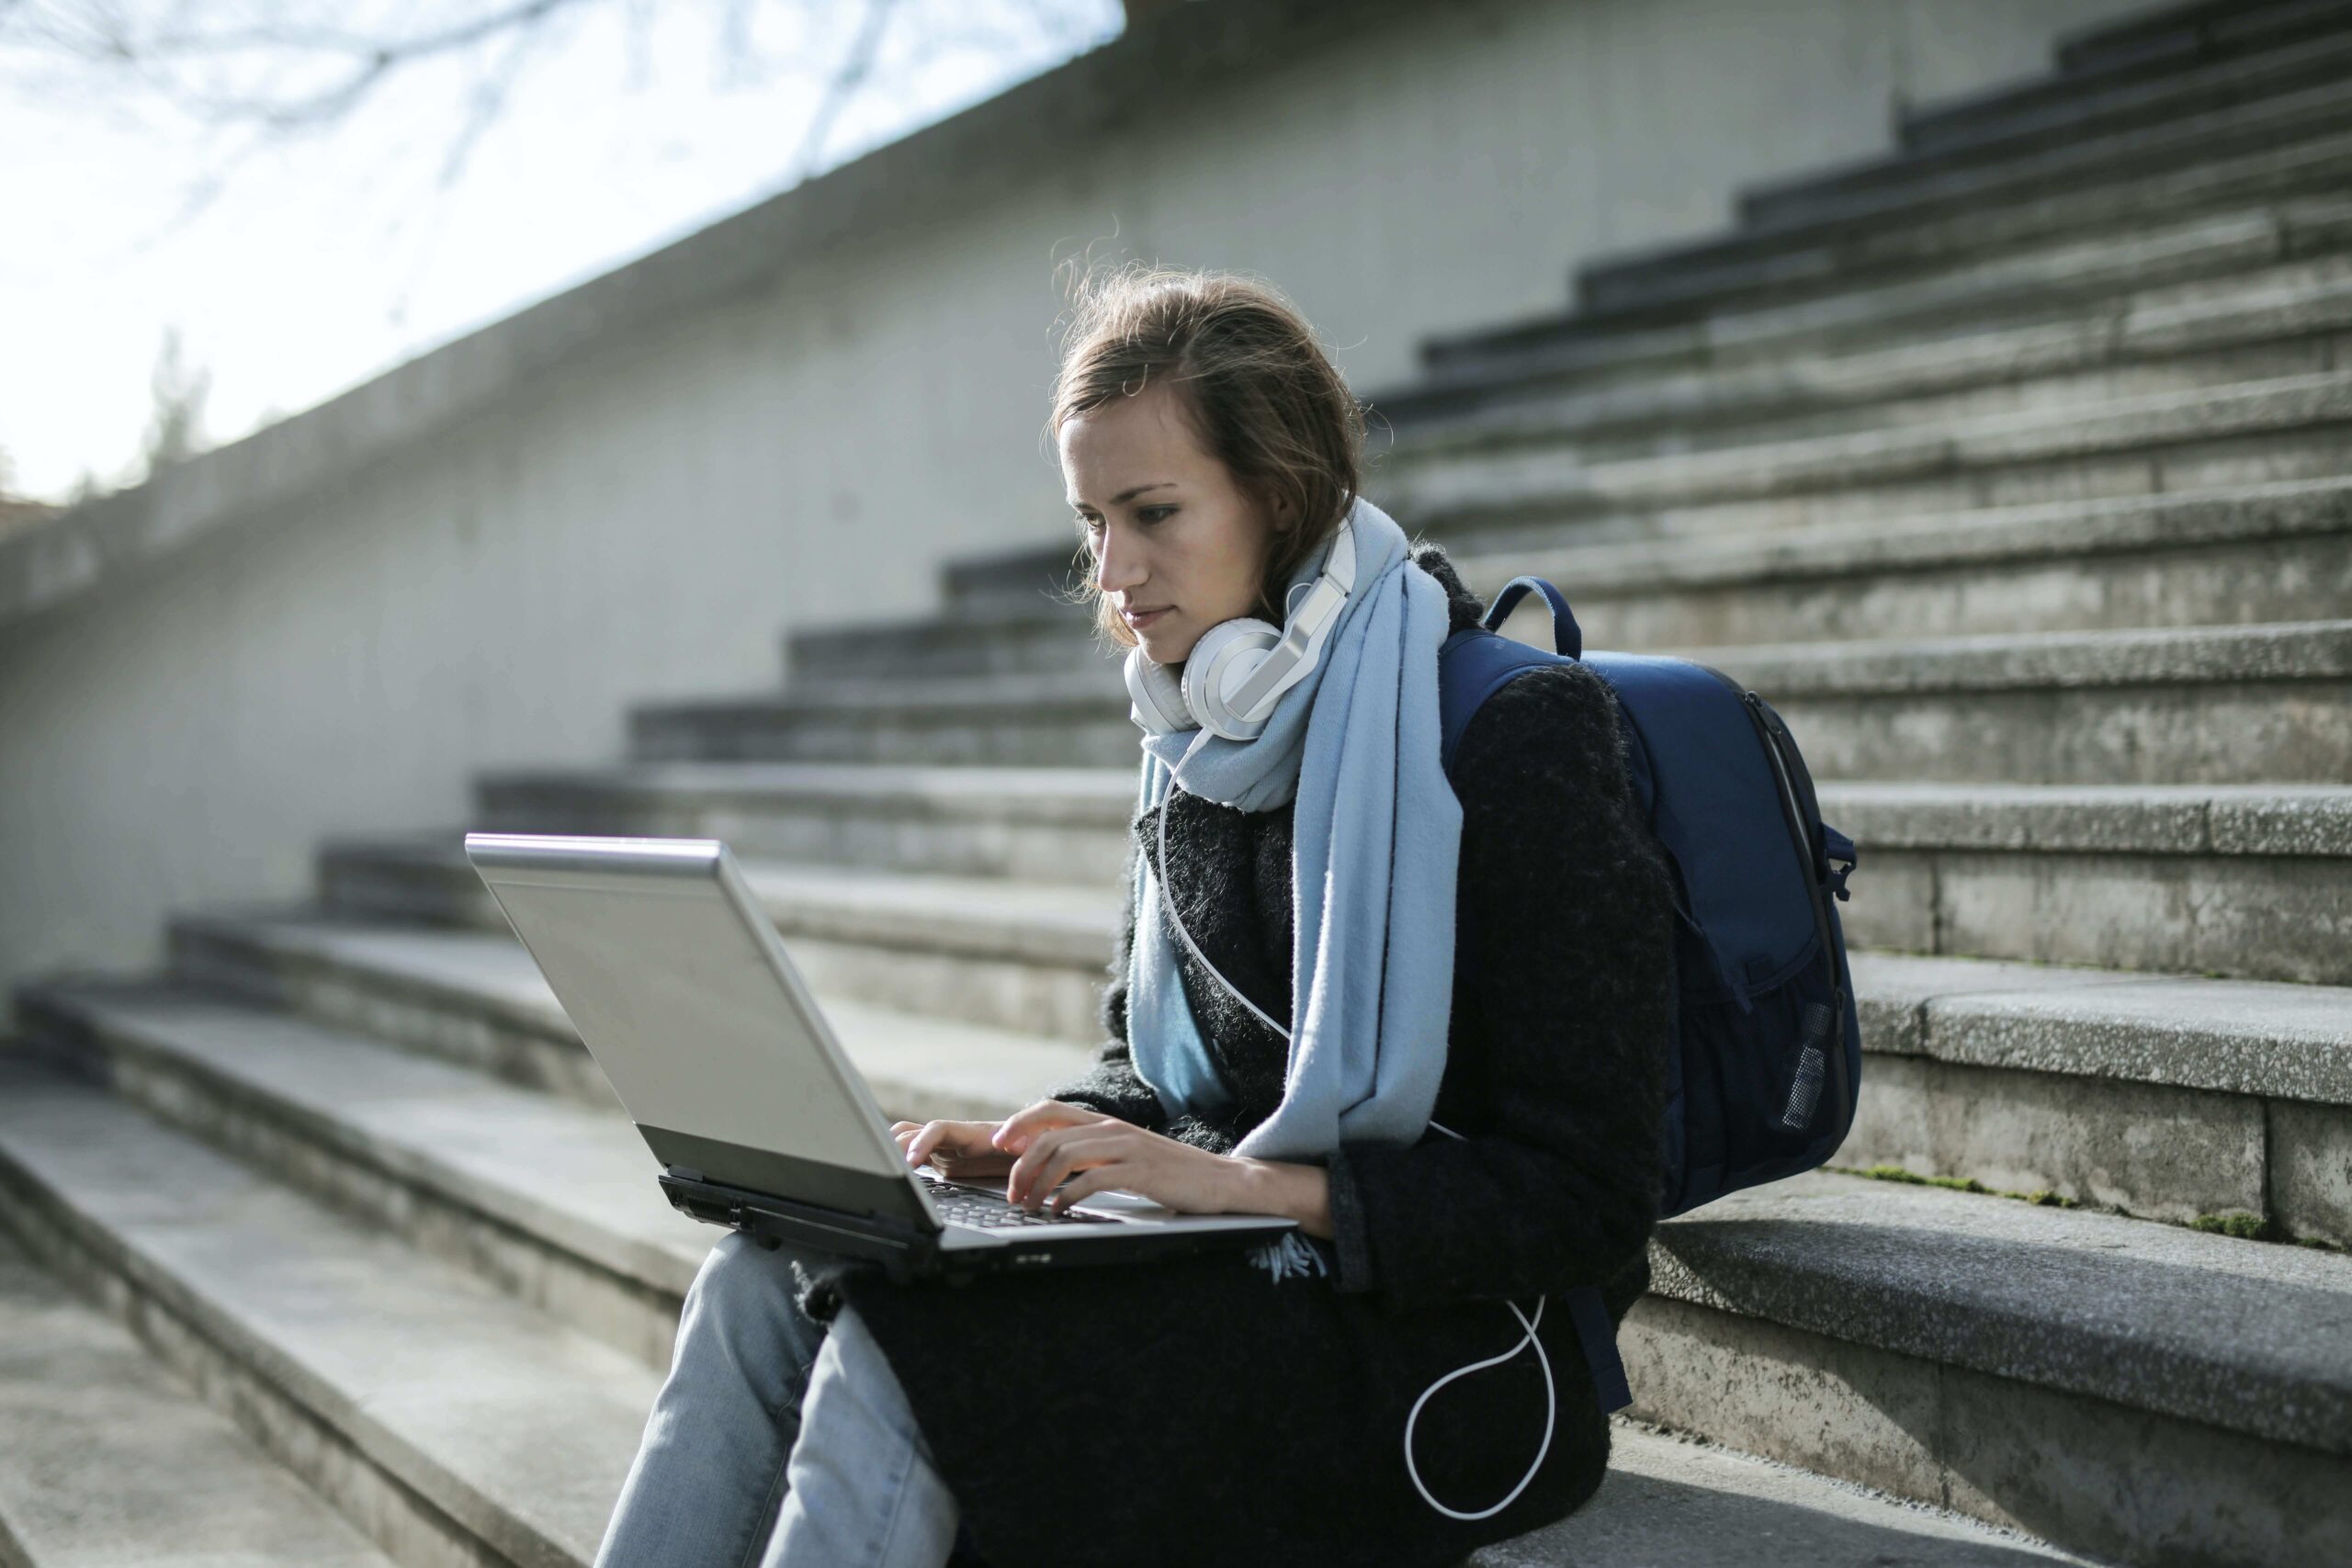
[0,1,1124,502]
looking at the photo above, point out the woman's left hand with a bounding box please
[993,1103,1250,1217]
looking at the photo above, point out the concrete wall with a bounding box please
[0,0,2155,996]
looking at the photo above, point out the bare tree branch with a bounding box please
[0,1,1110,286]
[785,0,900,189]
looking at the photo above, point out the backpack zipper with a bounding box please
[1739,690,1849,1122]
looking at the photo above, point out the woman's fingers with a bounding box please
[1045,1167,1124,1214]
[1003,1122,1072,1203]
[1007,1129,1126,1211]
[991,1099,1111,1155]
[905,1119,984,1168]
[904,1120,944,1165]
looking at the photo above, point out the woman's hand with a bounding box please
[891,1100,1116,1183]
[983,1100,1336,1232]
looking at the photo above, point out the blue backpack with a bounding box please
[1436,576,1862,1413]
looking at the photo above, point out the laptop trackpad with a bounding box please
[1069,1188,1182,1220]
[1068,1188,1300,1229]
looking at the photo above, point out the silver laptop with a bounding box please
[461,832,1296,1280]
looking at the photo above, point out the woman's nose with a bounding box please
[1093,525,1145,596]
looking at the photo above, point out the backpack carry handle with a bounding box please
[1481,577,1583,660]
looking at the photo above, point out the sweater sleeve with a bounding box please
[1039,835,1173,1131]
[1322,660,1676,1313]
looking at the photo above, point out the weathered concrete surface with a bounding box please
[1904,846,2351,984]
[1859,951,2352,1100]
[0,1057,659,1568]
[2275,1099,2352,1249]
[620,635,2352,785]
[473,761,1137,886]
[168,906,1096,1110]
[1623,1296,2352,1568]
[1390,219,2351,459]
[1838,1053,2268,1221]
[1626,1168,2352,1564]
[830,471,2352,667]
[1473,1423,2091,1566]
[1645,1171,2352,1452]
[17,980,709,1367]
[0,1233,399,1568]
[1412,137,2352,405]
[1387,367,2352,525]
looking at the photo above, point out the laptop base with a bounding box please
[658,1168,1295,1284]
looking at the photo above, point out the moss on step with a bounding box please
[1827,1165,2347,1253]
[2189,1210,2346,1252]
[1829,1161,2081,1208]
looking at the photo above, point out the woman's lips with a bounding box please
[1123,606,1170,629]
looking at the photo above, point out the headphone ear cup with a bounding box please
[1182,616,1284,740]
[1124,646,1197,735]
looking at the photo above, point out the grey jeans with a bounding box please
[594,1230,964,1568]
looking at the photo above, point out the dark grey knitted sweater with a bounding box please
[797,542,1679,1568]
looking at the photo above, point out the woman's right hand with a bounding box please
[892,1118,1013,1180]
[892,1101,1117,1184]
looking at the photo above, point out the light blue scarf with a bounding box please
[1125,493,1464,1280]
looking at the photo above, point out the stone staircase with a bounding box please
[6,1,2350,1562]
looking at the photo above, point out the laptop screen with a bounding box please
[466,837,906,1182]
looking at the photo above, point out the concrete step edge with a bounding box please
[160,908,1101,1115]
[1575,73,2352,298]
[838,477,2352,651]
[0,1227,402,1568]
[0,1056,655,1568]
[471,760,1135,821]
[1387,246,2352,455]
[449,769,2352,862]
[667,619,2352,717]
[1535,127,2352,356]
[1737,26,2352,222]
[1394,367,2352,516]
[149,883,2352,1109]
[1547,119,2352,335]
[1647,1168,2352,1456]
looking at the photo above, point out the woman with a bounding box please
[594,265,1679,1568]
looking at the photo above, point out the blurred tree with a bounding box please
[0,445,64,535]
[140,324,211,478]
[0,0,1114,240]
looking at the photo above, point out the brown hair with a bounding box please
[1044,260,1371,657]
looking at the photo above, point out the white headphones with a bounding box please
[1123,516,1359,742]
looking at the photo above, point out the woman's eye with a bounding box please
[1079,508,1173,537]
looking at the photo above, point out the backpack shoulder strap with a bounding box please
[1437,576,1586,777]
[1437,627,1581,777]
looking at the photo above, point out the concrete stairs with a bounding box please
[0,1230,400,1568]
[6,2,2349,1562]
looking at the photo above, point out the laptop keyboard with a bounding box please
[924,1181,1117,1229]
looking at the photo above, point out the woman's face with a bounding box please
[1061,384,1292,667]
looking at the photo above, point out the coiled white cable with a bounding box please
[1151,810,1555,1520]
[1404,1119,1555,1522]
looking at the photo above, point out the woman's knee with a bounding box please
[680,1231,828,1369]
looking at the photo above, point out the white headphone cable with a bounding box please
[1148,825,1557,1522]
[1403,1118,1555,1522]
